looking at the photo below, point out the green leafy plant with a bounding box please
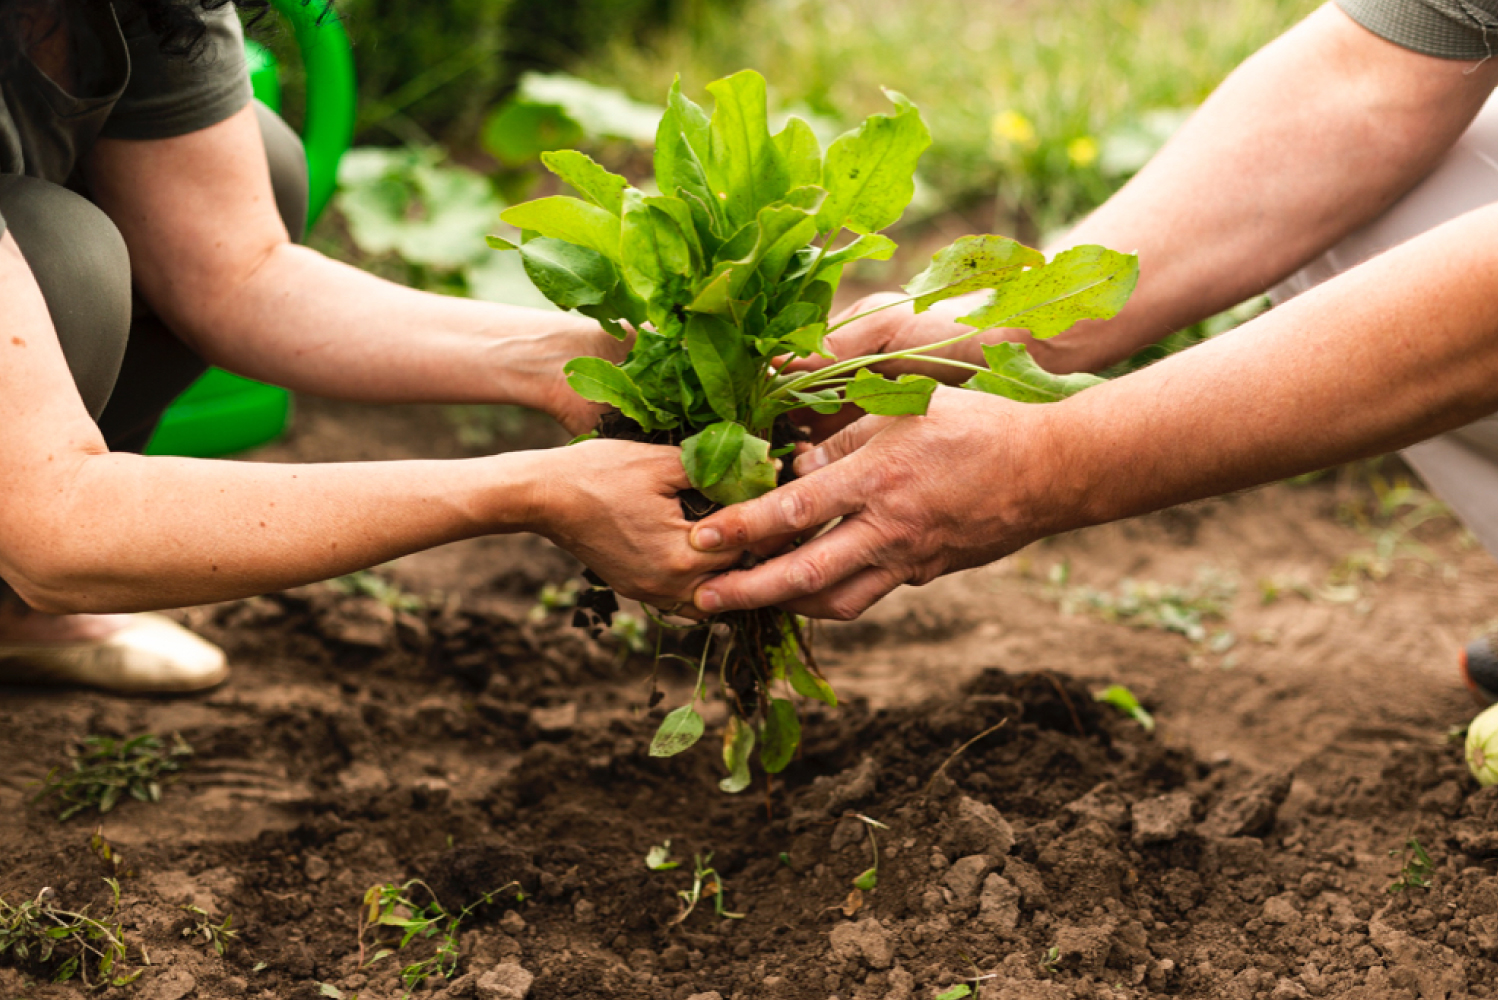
[34,733,193,821]
[669,853,744,925]
[492,69,1137,789]
[1093,684,1155,733]
[1039,945,1062,975]
[180,904,237,956]
[358,880,521,993]
[1387,838,1435,893]
[330,570,425,613]
[0,880,140,988]
[645,840,680,871]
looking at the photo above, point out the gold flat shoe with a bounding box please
[0,613,228,694]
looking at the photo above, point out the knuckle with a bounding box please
[786,553,831,595]
[778,488,817,532]
[824,598,865,622]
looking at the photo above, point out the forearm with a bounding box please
[1041,202,1498,533]
[3,449,543,614]
[1028,4,1498,375]
[177,244,601,407]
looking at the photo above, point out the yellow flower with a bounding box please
[991,110,1037,149]
[1067,136,1099,168]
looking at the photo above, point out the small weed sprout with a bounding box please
[330,570,424,613]
[1093,685,1155,733]
[529,579,582,622]
[670,854,744,925]
[1387,838,1436,893]
[88,829,132,877]
[852,814,888,891]
[1049,566,1238,645]
[645,841,680,871]
[358,879,520,992]
[34,733,193,820]
[935,987,973,1000]
[180,904,237,955]
[1040,946,1061,974]
[0,879,139,988]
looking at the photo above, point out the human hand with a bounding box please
[685,387,1065,620]
[518,319,633,438]
[529,439,739,609]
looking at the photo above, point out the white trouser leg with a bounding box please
[1270,90,1498,557]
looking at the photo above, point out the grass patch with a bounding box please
[33,734,193,821]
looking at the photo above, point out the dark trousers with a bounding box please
[0,100,308,453]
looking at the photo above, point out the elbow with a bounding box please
[1,536,118,615]
[3,563,99,615]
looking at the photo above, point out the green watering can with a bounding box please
[145,0,355,458]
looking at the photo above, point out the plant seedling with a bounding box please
[670,853,744,925]
[34,733,193,821]
[645,840,680,871]
[1093,684,1155,733]
[0,879,140,988]
[1040,946,1061,975]
[494,69,1137,789]
[180,904,237,955]
[330,570,424,613]
[358,879,520,993]
[1387,838,1435,893]
[935,987,973,1000]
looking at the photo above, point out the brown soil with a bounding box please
[3,398,1498,1000]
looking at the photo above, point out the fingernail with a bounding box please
[693,526,723,551]
[794,448,827,476]
[697,589,723,612]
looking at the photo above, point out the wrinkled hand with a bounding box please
[686,388,1061,620]
[533,439,738,609]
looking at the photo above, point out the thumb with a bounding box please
[794,414,893,476]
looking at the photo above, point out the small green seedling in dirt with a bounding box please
[528,578,582,622]
[34,733,193,821]
[1039,946,1061,975]
[1387,838,1436,893]
[330,570,425,613]
[1093,684,1155,733]
[645,840,680,871]
[935,986,973,1000]
[670,853,744,925]
[852,813,888,893]
[0,879,140,988]
[88,829,132,877]
[318,984,357,1000]
[492,68,1138,792]
[358,879,520,993]
[180,904,237,956]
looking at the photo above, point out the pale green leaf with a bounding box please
[705,70,790,229]
[843,369,938,416]
[719,715,756,793]
[1094,684,1156,733]
[620,189,693,300]
[786,651,837,705]
[645,842,679,871]
[963,342,1105,403]
[778,324,830,359]
[501,196,622,261]
[902,234,1045,312]
[650,705,706,757]
[775,116,823,190]
[853,867,878,891]
[759,698,801,774]
[511,238,616,310]
[681,421,748,490]
[958,245,1139,338]
[816,90,931,235]
[563,357,671,430]
[514,71,663,142]
[540,150,628,215]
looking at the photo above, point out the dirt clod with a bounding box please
[476,962,535,1000]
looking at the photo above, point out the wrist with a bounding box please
[481,314,606,412]
[476,450,557,535]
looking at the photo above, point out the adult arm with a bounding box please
[84,106,616,435]
[818,3,1498,386]
[0,232,727,613]
[688,202,1498,618]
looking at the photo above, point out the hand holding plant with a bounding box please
[491,69,1137,790]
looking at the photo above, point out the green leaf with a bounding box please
[620,189,693,300]
[656,79,723,241]
[540,150,628,215]
[853,867,878,891]
[336,148,502,268]
[318,985,345,1000]
[788,388,842,415]
[963,342,1105,403]
[843,369,938,416]
[501,196,622,262]
[650,705,706,757]
[563,357,671,430]
[719,715,756,793]
[759,698,801,774]
[778,323,830,359]
[698,431,778,506]
[685,314,753,422]
[512,238,617,311]
[1094,684,1156,733]
[902,234,1045,312]
[809,232,898,275]
[816,90,931,235]
[774,116,823,190]
[705,70,790,229]
[958,245,1139,338]
[781,644,837,705]
[935,986,973,1000]
[681,421,748,490]
[646,194,705,271]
